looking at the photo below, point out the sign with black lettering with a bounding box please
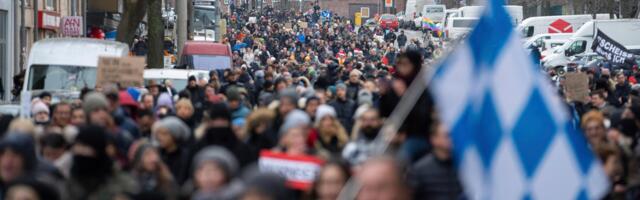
[258,150,324,190]
[97,56,146,88]
[591,29,636,64]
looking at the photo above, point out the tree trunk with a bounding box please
[636,0,640,18]
[147,0,164,68]
[116,0,147,46]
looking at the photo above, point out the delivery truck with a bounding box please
[542,19,640,69]
[517,14,612,40]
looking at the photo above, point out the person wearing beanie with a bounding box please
[357,90,374,106]
[65,125,139,200]
[312,105,349,158]
[31,101,50,125]
[155,93,175,119]
[239,172,293,200]
[274,109,314,156]
[128,140,177,199]
[186,146,244,200]
[182,75,206,122]
[0,133,39,186]
[82,92,113,127]
[346,69,363,101]
[329,83,356,133]
[152,116,191,184]
[226,87,251,120]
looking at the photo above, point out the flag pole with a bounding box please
[337,38,462,200]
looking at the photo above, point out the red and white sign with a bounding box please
[548,19,573,33]
[258,150,324,190]
[38,11,61,30]
[61,16,83,36]
[384,0,393,8]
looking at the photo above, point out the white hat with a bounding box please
[315,105,336,126]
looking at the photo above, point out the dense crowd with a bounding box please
[5,3,640,200]
[0,4,452,200]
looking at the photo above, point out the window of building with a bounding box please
[46,0,56,11]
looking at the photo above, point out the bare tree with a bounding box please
[116,0,147,46]
[147,0,164,68]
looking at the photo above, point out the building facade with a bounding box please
[1,0,15,101]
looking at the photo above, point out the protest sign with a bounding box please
[564,72,590,103]
[299,22,308,29]
[258,150,324,190]
[97,56,146,88]
[591,29,636,64]
[249,17,257,24]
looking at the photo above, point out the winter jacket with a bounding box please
[328,98,356,133]
[410,154,463,200]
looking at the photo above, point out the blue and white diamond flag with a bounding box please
[429,0,610,199]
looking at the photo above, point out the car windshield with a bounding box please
[182,55,232,70]
[453,19,478,28]
[193,7,216,29]
[144,79,188,90]
[381,15,395,20]
[425,7,444,13]
[28,65,96,91]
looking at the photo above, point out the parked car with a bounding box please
[379,14,399,30]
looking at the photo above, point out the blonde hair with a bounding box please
[175,99,193,111]
[8,118,36,136]
[581,111,605,129]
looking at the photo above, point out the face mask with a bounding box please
[71,155,111,179]
[360,127,380,140]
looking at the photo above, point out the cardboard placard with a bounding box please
[258,150,324,191]
[564,72,590,103]
[299,22,308,29]
[285,22,292,29]
[97,56,146,88]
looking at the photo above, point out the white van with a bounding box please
[457,6,522,25]
[523,33,572,48]
[517,14,612,39]
[143,69,210,91]
[422,5,446,23]
[446,17,479,40]
[23,38,129,103]
[542,19,640,69]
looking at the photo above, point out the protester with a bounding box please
[311,159,351,200]
[152,116,191,184]
[410,122,463,199]
[64,125,139,200]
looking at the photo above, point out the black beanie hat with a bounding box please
[74,125,108,157]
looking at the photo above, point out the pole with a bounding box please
[83,0,87,36]
[33,0,38,41]
[176,0,188,64]
[20,0,26,70]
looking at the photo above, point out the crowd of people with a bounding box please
[5,2,640,200]
[0,4,452,200]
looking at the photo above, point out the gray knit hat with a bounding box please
[279,109,311,137]
[193,146,239,178]
[82,92,109,114]
[152,116,190,144]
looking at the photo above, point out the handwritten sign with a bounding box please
[565,72,590,103]
[61,16,83,36]
[97,56,146,88]
[258,150,324,190]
